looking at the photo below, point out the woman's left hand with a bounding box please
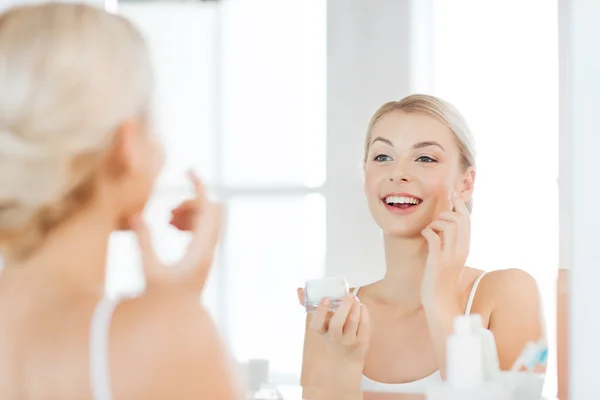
[170,199,201,231]
[131,172,222,294]
[420,192,471,311]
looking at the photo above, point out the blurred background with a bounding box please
[103,0,558,396]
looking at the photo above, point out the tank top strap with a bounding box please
[465,272,488,315]
[89,297,119,400]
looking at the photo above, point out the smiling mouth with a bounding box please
[383,195,423,209]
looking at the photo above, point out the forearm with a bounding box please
[302,361,363,400]
[424,303,463,380]
[317,360,363,390]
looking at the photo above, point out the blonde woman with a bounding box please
[0,3,241,399]
[300,95,545,394]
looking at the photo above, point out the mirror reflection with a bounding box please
[110,0,558,398]
[0,0,559,399]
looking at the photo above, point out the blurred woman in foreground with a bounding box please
[0,3,241,399]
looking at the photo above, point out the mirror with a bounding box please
[108,0,559,398]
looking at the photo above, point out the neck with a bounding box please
[375,234,429,310]
[11,202,117,296]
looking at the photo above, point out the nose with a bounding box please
[389,160,412,183]
[390,175,410,182]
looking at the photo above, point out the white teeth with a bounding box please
[385,196,421,205]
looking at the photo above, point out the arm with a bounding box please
[301,312,325,389]
[111,290,244,400]
[301,311,364,398]
[488,268,545,370]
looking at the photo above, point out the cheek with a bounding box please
[363,167,385,196]
[420,174,453,208]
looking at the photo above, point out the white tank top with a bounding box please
[89,297,119,400]
[356,271,488,394]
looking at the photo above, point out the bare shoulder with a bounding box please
[469,268,544,369]
[109,290,243,399]
[465,268,541,320]
[478,268,540,300]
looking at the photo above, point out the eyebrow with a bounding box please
[371,137,446,152]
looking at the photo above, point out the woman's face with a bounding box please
[363,111,474,237]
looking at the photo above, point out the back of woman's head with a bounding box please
[0,3,153,261]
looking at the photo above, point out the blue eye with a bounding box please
[416,156,437,163]
[373,154,392,162]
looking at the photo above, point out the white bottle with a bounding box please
[447,315,484,389]
[470,314,501,381]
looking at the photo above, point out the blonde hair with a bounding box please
[0,3,153,261]
[364,94,476,212]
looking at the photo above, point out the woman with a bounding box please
[300,95,545,394]
[0,3,241,399]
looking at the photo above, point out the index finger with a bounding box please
[177,201,223,290]
[309,298,331,334]
[451,192,469,217]
[188,169,208,201]
[297,287,306,306]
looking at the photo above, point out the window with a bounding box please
[109,0,326,383]
[432,0,559,396]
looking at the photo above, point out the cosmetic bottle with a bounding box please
[470,313,501,381]
[427,315,512,400]
[447,315,484,388]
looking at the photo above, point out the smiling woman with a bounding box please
[300,94,544,396]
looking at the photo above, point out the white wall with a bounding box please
[559,0,600,398]
[325,0,416,286]
[328,1,559,396]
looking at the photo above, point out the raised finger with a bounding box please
[356,304,370,343]
[427,219,456,254]
[343,297,362,339]
[328,295,354,340]
[297,287,305,306]
[309,298,331,334]
[177,202,223,291]
[421,228,441,261]
[437,211,467,253]
[451,192,470,219]
[188,170,208,204]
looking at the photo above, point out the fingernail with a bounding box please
[323,298,331,306]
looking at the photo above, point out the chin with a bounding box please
[383,225,426,239]
[375,213,432,239]
[371,201,437,239]
[116,216,132,231]
[115,199,150,231]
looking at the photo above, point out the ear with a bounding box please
[104,119,143,180]
[459,166,476,203]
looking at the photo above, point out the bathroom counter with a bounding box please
[267,385,557,399]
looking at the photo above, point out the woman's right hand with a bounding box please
[130,171,222,294]
[298,289,370,367]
